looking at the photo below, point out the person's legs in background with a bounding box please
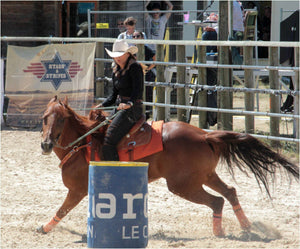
[230,31,244,65]
[202,30,218,53]
[145,70,156,119]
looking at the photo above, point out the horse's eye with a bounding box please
[57,118,64,125]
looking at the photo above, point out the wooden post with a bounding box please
[95,42,104,103]
[176,45,186,122]
[244,46,254,133]
[197,46,208,128]
[155,44,165,121]
[269,47,280,147]
[137,44,146,114]
[228,0,233,38]
[294,47,299,153]
[218,0,232,131]
[136,44,145,62]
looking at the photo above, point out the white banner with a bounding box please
[5,43,96,127]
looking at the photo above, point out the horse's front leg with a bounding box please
[37,190,87,233]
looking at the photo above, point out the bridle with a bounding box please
[41,105,119,168]
[42,111,118,151]
[40,117,65,150]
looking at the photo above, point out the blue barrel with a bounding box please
[87,161,149,248]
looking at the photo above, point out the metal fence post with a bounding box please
[269,46,280,147]
[244,46,254,133]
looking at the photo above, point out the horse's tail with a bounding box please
[206,131,299,197]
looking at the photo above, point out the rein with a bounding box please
[55,110,118,150]
[56,111,118,169]
[74,106,118,111]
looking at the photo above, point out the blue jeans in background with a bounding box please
[230,31,244,65]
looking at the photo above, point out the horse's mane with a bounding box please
[63,103,97,133]
[44,97,109,137]
[65,102,113,138]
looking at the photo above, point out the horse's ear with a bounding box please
[49,95,58,103]
[62,96,68,106]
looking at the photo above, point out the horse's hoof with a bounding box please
[242,226,251,232]
[213,228,225,237]
[215,232,225,237]
[37,225,47,234]
[241,221,251,232]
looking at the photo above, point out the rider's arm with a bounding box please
[101,75,118,107]
[164,0,173,19]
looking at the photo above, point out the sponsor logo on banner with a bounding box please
[5,43,96,128]
[23,52,83,90]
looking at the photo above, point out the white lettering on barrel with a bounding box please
[122,226,142,239]
[96,193,116,219]
[132,226,139,239]
[122,193,143,219]
[143,225,148,238]
[122,226,131,239]
[88,194,96,218]
[144,193,148,218]
[87,224,93,238]
[91,193,148,219]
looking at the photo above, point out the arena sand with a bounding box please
[1,128,299,248]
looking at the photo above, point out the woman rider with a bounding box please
[98,39,144,161]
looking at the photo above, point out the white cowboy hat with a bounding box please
[105,39,138,58]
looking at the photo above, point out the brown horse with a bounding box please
[39,96,299,237]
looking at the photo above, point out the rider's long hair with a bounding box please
[113,54,137,78]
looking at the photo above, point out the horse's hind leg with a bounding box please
[38,190,86,233]
[166,179,225,237]
[204,172,251,231]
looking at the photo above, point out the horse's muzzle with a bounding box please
[41,141,53,155]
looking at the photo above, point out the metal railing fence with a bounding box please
[1,36,299,144]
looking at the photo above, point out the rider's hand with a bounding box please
[117,103,131,110]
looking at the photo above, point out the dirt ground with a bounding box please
[0,125,299,249]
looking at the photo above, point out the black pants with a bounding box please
[102,104,143,161]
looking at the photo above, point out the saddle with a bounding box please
[118,115,164,161]
[86,117,164,162]
[117,115,151,151]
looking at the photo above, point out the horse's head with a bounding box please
[41,96,71,155]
